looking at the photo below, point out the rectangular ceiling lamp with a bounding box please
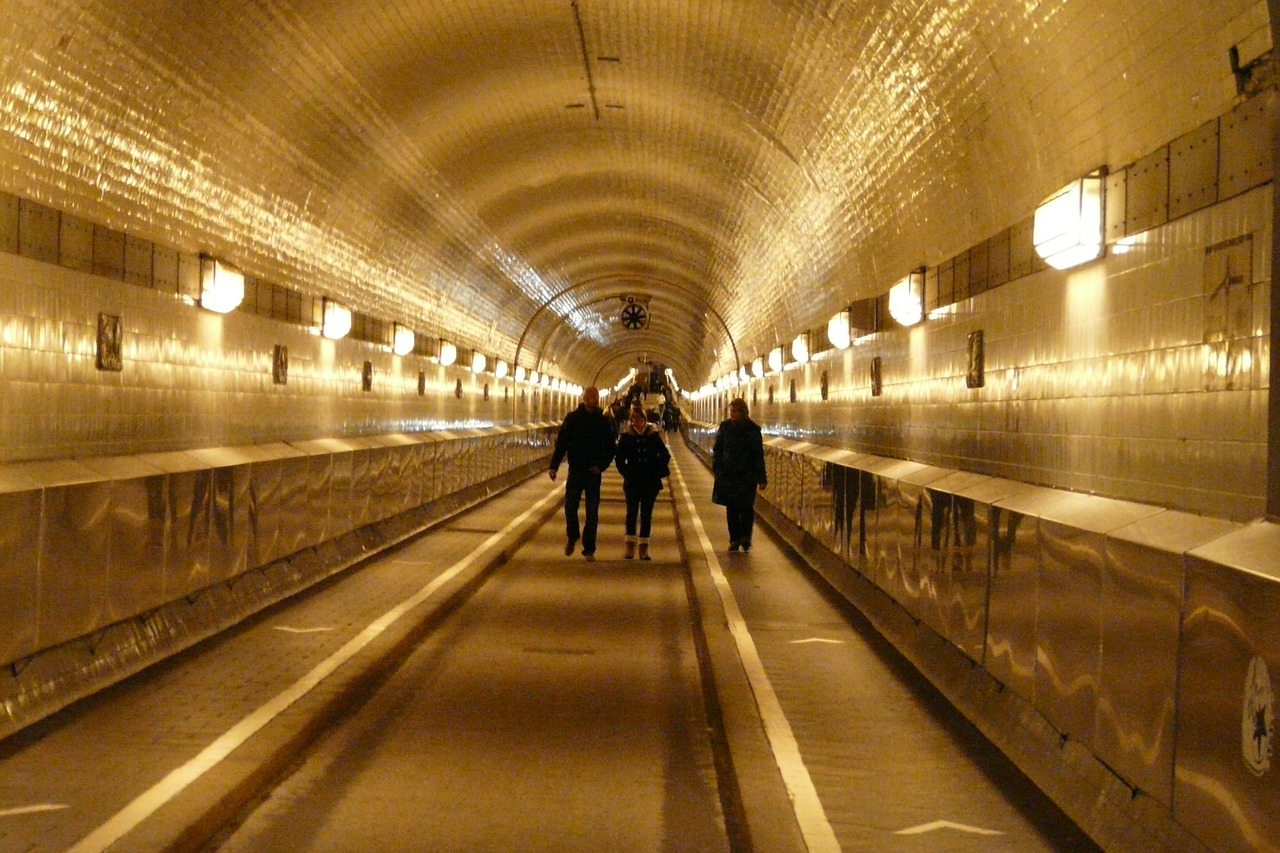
[199,256,244,314]
[321,298,352,340]
[392,323,415,355]
[1034,169,1106,270]
[827,309,852,349]
[888,269,924,327]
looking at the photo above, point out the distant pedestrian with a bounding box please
[549,386,616,560]
[711,397,767,551]
[614,406,671,560]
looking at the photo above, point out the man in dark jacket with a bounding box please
[711,397,767,551]
[549,386,616,559]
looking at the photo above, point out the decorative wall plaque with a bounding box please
[966,330,985,388]
[272,344,288,385]
[95,313,123,371]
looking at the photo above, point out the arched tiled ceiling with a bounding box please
[0,0,1259,388]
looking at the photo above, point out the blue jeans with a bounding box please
[564,470,603,553]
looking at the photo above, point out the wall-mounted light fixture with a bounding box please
[199,256,245,314]
[321,298,352,340]
[750,357,765,378]
[888,269,924,327]
[514,364,527,383]
[471,351,487,373]
[529,369,540,385]
[392,323,415,356]
[827,308,852,349]
[495,359,510,379]
[439,340,458,367]
[1034,168,1106,270]
[738,365,750,383]
[791,332,810,365]
[767,347,784,373]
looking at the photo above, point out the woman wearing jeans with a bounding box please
[614,406,671,560]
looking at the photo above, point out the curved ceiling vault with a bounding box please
[0,0,1255,389]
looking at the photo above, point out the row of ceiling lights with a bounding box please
[196,259,583,396]
[197,170,1101,403]
[693,169,1104,399]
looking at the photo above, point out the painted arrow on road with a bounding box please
[895,819,1004,836]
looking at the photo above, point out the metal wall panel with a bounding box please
[0,484,41,665]
[250,458,284,570]
[1218,95,1273,201]
[1098,512,1240,809]
[39,478,113,649]
[950,476,1034,665]
[866,459,931,596]
[103,473,168,622]
[922,471,993,661]
[210,465,252,582]
[1177,522,1280,853]
[1034,494,1162,749]
[273,455,315,561]
[895,466,957,633]
[1126,146,1170,236]
[986,488,1065,703]
[349,448,374,531]
[166,468,213,599]
[1168,120,1219,221]
[0,191,17,254]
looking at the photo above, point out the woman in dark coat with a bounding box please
[614,406,672,560]
[711,397,767,551]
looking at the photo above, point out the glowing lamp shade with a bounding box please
[471,351,487,373]
[791,333,810,364]
[439,340,457,366]
[1034,171,1105,270]
[750,357,765,378]
[528,370,540,385]
[827,309,852,349]
[392,323,415,356]
[495,360,509,379]
[738,365,749,382]
[888,273,923,327]
[199,257,244,314]
[514,364,527,382]
[767,347,784,373]
[321,298,352,340]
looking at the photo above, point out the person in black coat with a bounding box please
[549,386,616,559]
[711,397,767,551]
[614,406,672,560]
